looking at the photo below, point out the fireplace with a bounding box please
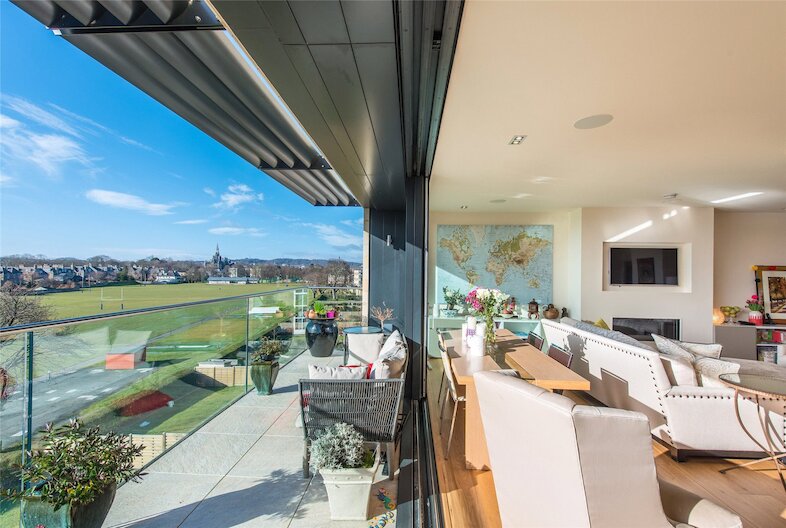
[612,318,680,341]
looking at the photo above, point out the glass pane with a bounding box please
[0,333,26,527]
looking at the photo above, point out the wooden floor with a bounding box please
[427,358,786,528]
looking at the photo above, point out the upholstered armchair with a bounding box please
[474,371,742,528]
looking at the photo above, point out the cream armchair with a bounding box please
[474,371,741,528]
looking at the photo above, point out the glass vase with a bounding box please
[484,313,496,346]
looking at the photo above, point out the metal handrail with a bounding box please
[0,286,306,336]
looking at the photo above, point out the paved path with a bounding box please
[103,348,397,528]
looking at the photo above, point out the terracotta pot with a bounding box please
[307,309,317,319]
[543,304,560,320]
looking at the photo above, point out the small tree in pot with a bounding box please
[249,338,285,395]
[311,423,378,521]
[2,419,143,528]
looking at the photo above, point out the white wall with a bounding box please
[714,211,786,309]
[580,207,715,342]
[428,209,582,318]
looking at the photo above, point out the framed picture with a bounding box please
[754,265,786,324]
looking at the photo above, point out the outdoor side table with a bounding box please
[718,373,786,492]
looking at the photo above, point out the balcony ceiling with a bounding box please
[210,0,402,209]
[430,1,786,213]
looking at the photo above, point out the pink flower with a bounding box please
[751,294,758,300]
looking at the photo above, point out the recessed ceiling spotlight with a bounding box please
[459,205,468,210]
[710,192,763,204]
[512,193,531,199]
[490,199,506,204]
[509,135,527,145]
[532,177,553,184]
[574,114,614,130]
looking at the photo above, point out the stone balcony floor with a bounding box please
[103,348,397,528]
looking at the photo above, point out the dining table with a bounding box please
[441,328,590,470]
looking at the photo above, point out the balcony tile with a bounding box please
[265,403,302,437]
[179,475,306,528]
[148,432,257,475]
[228,435,305,478]
[198,405,280,435]
[102,472,221,527]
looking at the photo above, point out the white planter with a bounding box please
[319,451,380,521]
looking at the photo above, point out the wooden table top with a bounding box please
[442,328,590,391]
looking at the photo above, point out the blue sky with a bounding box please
[0,3,363,262]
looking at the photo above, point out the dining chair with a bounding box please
[546,343,573,395]
[436,332,448,406]
[527,331,544,351]
[439,349,465,459]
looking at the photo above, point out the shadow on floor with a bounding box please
[117,469,308,528]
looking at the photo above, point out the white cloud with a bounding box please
[212,184,263,210]
[340,218,364,227]
[28,133,92,175]
[0,114,21,128]
[302,223,362,248]
[119,136,156,152]
[208,226,265,237]
[175,219,208,225]
[86,189,179,216]
[203,187,216,196]
[4,95,82,138]
[0,173,13,187]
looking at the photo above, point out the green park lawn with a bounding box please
[41,282,296,320]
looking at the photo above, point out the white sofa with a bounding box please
[541,319,786,459]
[475,370,742,528]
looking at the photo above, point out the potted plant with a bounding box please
[370,304,394,331]
[2,419,142,528]
[311,423,379,521]
[312,300,327,318]
[249,338,285,395]
[746,295,764,325]
[442,286,464,317]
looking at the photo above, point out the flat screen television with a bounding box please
[609,247,678,285]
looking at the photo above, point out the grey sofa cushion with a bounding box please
[573,320,648,349]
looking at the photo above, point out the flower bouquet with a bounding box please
[466,287,509,346]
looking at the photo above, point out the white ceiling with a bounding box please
[430,1,786,213]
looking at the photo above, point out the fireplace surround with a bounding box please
[613,318,680,341]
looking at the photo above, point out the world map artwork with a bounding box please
[436,225,553,306]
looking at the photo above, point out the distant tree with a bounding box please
[0,284,54,327]
[116,267,130,282]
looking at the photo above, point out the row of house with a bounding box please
[1,263,122,287]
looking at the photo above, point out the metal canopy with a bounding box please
[12,0,357,206]
[211,0,463,210]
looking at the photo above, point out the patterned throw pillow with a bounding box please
[651,334,723,361]
[658,353,697,386]
[651,334,695,363]
[693,357,740,388]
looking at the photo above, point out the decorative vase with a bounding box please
[748,311,764,325]
[543,304,559,320]
[250,361,280,395]
[21,484,117,528]
[306,318,339,357]
[442,308,458,317]
[484,313,496,345]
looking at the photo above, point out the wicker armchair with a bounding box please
[299,378,405,478]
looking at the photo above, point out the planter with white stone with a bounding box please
[319,449,380,521]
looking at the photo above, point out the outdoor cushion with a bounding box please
[308,365,366,380]
[370,330,408,379]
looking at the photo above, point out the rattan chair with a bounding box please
[299,378,405,478]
